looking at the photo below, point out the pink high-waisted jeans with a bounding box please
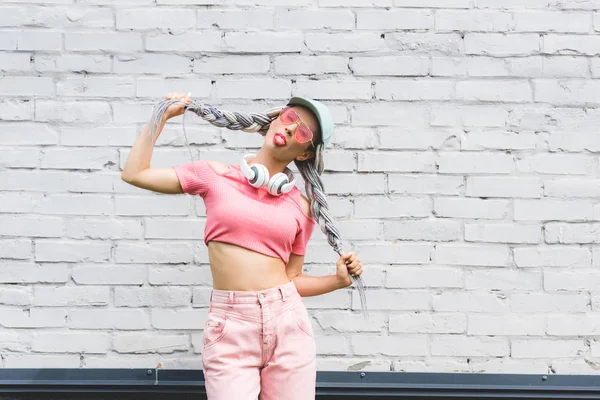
[201,280,317,400]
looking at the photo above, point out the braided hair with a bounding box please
[149,99,367,315]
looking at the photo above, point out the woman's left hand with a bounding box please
[335,251,363,288]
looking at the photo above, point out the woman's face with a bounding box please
[265,105,321,162]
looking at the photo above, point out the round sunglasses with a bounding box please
[279,106,315,146]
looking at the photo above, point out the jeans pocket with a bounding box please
[292,303,314,338]
[203,313,228,350]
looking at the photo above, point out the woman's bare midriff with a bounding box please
[207,241,291,291]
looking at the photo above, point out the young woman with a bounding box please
[121,93,364,400]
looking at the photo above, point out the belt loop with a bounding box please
[280,286,286,302]
[229,291,234,308]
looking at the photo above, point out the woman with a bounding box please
[121,93,364,400]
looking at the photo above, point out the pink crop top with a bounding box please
[173,160,316,264]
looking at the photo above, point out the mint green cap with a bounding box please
[287,96,334,149]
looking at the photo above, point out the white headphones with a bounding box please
[240,154,296,196]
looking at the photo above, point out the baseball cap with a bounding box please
[286,96,334,149]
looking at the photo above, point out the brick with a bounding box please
[0,77,54,96]
[296,80,371,100]
[32,332,110,353]
[35,240,111,262]
[544,269,600,291]
[394,360,470,373]
[513,339,585,358]
[152,309,206,329]
[355,197,430,218]
[34,287,109,306]
[35,101,111,123]
[437,152,514,174]
[195,55,270,74]
[545,223,600,244]
[113,333,189,354]
[469,314,546,335]
[544,178,600,197]
[466,269,541,290]
[434,198,509,219]
[136,77,210,98]
[432,105,508,128]
[115,195,191,216]
[0,239,32,260]
[475,0,551,8]
[535,79,600,105]
[352,56,429,76]
[321,174,386,194]
[115,242,193,264]
[387,266,463,288]
[41,148,117,170]
[358,152,436,172]
[466,176,542,198]
[357,10,433,30]
[435,10,513,32]
[198,10,272,29]
[544,56,589,77]
[0,123,57,145]
[0,287,32,306]
[389,175,464,196]
[510,293,589,313]
[0,99,33,121]
[0,308,66,328]
[514,11,591,33]
[386,33,463,55]
[4,355,80,368]
[66,218,142,240]
[316,335,350,356]
[351,289,429,311]
[330,127,377,149]
[352,104,429,127]
[465,33,540,56]
[465,223,541,244]
[306,33,385,52]
[436,244,510,266]
[116,9,195,30]
[149,265,212,286]
[315,311,386,333]
[0,193,40,213]
[34,194,112,216]
[35,54,111,73]
[72,266,146,285]
[548,314,600,335]
[516,154,593,175]
[514,246,591,267]
[224,32,301,53]
[0,30,61,51]
[114,287,191,307]
[57,77,134,98]
[0,148,39,168]
[514,199,594,221]
[389,313,466,333]
[352,335,427,356]
[216,79,291,99]
[0,52,31,71]
[471,359,549,374]
[433,292,508,312]
[349,242,434,267]
[274,56,347,75]
[320,0,392,6]
[0,170,71,192]
[549,133,600,152]
[456,80,532,102]
[0,215,64,238]
[65,32,143,52]
[395,0,471,6]
[276,10,354,30]
[383,220,461,241]
[431,336,509,357]
[544,34,600,55]
[376,79,455,101]
[70,310,149,330]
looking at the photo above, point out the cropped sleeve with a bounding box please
[291,216,316,256]
[172,160,218,197]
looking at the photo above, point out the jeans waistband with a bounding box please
[210,280,300,305]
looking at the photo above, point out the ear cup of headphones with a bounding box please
[249,163,269,188]
[267,172,292,196]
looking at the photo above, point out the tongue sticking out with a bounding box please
[274,134,286,146]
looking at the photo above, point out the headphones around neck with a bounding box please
[240,154,296,196]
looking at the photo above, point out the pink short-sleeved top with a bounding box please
[173,160,315,264]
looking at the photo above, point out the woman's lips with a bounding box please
[274,133,287,146]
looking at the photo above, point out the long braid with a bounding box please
[295,156,367,315]
[148,99,367,315]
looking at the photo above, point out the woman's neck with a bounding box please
[250,149,290,178]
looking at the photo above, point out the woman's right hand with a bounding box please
[163,92,191,121]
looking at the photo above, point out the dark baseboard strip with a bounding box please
[0,369,600,399]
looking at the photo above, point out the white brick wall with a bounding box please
[1,0,599,375]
